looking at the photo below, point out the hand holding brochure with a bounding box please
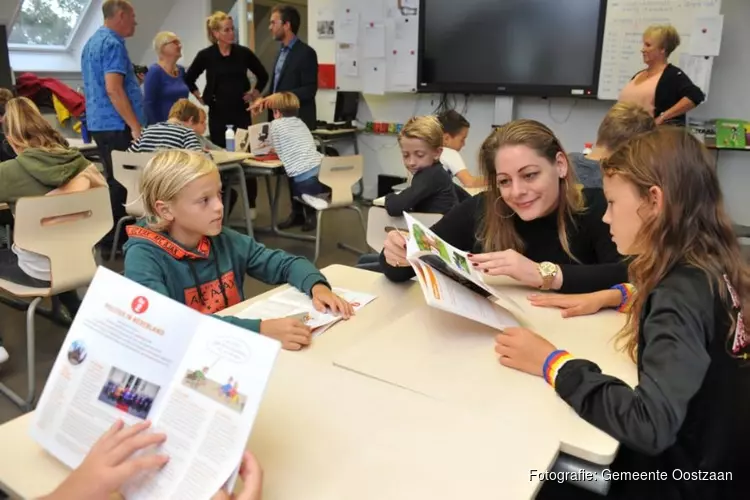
[403,213,519,330]
[237,287,376,337]
[30,267,281,500]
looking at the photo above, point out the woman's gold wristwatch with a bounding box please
[538,261,558,290]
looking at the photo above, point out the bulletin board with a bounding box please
[597,0,722,100]
[332,0,420,95]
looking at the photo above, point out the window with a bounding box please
[9,0,93,48]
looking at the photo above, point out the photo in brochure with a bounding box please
[248,123,272,155]
[98,367,160,420]
[67,340,87,366]
[403,213,520,329]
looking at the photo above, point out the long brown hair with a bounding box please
[478,119,583,257]
[601,127,750,361]
[2,97,69,152]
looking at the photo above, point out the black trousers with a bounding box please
[208,108,257,209]
[91,129,132,247]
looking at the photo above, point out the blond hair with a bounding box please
[153,31,178,55]
[3,97,69,152]
[168,98,201,123]
[102,0,132,19]
[644,24,680,57]
[206,11,231,44]
[399,116,443,150]
[265,92,300,117]
[596,102,656,152]
[140,150,217,231]
[478,119,583,258]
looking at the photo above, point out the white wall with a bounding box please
[308,0,750,223]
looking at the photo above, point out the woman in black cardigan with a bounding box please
[185,11,269,213]
[618,24,704,126]
[381,120,629,294]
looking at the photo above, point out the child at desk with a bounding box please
[123,149,353,351]
[40,420,264,500]
[499,127,749,499]
[437,109,485,189]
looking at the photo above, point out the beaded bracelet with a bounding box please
[542,349,575,388]
[611,283,636,313]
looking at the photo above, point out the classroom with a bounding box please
[0,0,748,498]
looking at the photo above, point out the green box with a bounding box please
[715,119,749,149]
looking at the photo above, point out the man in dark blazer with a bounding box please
[260,4,319,229]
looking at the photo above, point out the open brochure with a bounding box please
[236,287,376,337]
[403,213,520,330]
[30,267,281,500]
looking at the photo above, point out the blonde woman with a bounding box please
[618,24,704,126]
[0,97,107,364]
[143,31,190,125]
[122,150,353,351]
[381,119,628,292]
[185,11,268,148]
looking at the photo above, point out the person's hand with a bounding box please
[259,318,312,350]
[468,250,545,288]
[655,113,666,126]
[383,230,409,267]
[248,98,269,115]
[311,283,354,319]
[43,420,168,500]
[494,327,557,377]
[528,289,621,318]
[211,451,263,500]
[131,125,142,142]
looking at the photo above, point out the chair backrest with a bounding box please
[318,155,364,207]
[111,151,156,217]
[366,206,444,252]
[235,128,249,152]
[13,187,113,293]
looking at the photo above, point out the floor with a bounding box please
[0,182,369,425]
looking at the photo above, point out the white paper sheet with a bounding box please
[679,53,713,96]
[362,61,387,95]
[336,10,358,45]
[336,44,359,77]
[363,23,386,59]
[689,15,724,56]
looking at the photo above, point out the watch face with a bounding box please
[540,262,557,276]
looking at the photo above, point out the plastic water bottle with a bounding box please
[225,125,236,151]
[582,143,593,155]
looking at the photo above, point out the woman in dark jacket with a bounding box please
[185,11,269,213]
[617,24,704,126]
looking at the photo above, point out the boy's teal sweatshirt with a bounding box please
[122,222,330,332]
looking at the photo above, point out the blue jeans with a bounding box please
[290,171,331,199]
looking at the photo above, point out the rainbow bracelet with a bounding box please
[543,350,575,388]
[611,283,636,313]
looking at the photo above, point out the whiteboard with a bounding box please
[334,0,420,95]
[597,0,722,100]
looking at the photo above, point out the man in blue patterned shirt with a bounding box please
[81,0,144,251]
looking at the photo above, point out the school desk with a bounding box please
[211,152,258,237]
[222,265,634,466]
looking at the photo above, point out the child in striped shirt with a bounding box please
[266,92,331,228]
[128,98,203,153]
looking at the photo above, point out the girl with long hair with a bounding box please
[497,127,749,499]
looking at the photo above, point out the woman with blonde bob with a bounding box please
[618,24,704,126]
[381,119,627,293]
[123,150,353,351]
[143,31,190,125]
[0,97,106,364]
[500,127,749,500]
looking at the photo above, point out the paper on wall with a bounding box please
[336,10,358,45]
[336,44,359,77]
[679,53,713,96]
[362,61,387,95]
[688,15,723,56]
[363,23,386,59]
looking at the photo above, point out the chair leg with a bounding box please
[313,210,324,264]
[108,215,134,263]
[337,206,368,256]
[0,296,43,411]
